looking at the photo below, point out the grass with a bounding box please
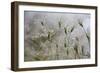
[25,18,90,61]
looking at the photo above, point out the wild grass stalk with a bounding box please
[79,21,90,47]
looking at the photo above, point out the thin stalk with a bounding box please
[79,22,90,47]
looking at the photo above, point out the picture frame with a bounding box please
[11,1,97,71]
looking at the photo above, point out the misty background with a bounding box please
[24,11,90,61]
